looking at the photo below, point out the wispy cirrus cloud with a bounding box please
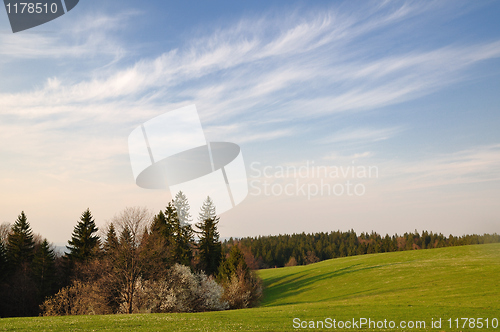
[384,144,500,190]
[317,127,403,145]
[1,1,500,179]
[0,12,131,61]
[2,2,499,125]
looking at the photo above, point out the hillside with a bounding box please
[1,243,499,331]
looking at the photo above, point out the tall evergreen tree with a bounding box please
[151,209,174,246]
[173,191,192,226]
[173,217,194,266]
[103,223,119,254]
[119,226,134,249]
[157,201,194,266]
[66,208,99,263]
[0,240,6,280]
[2,212,38,317]
[195,196,222,276]
[6,211,35,269]
[218,245,249,282]
[32,239,56,301]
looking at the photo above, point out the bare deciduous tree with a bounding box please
[107,207,155,314]
[0,222,11,244]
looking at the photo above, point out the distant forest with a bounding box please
[222,230,500,269]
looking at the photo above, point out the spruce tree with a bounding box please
[103,223,119,254]
[159,201,193,266]
[151,209,174,246]
[32,239,56,301]
[6,211,35,269]
[173,217,194,266]
[66,208,99,262]
[0,240,6,280]
[119,226,134,249]
[218,245,249,282]
[195,196,222,276]
[173,191,192,226]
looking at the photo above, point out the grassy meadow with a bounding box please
[1,243,498,331]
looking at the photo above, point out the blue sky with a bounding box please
[1,0,499,245]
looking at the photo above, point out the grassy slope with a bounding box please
[0,243,498,331]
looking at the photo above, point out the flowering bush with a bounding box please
[134,264,228,313]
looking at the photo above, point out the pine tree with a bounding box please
[198,196,216,222]
[173,217,194,266]
[195,196,222,276]
[32,239,56,301]
[103,223,119,254]
[119,226,134,249]
[66,208,99,262]
[159,201,193,266]
[6,211,35,269]
[173,191,192,227]
[218,245,249,282]
[0,240,6,280]
[151,210,174,247]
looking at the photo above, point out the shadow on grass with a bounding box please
[261,262,407,307]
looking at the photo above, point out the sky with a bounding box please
[0,0,499,246]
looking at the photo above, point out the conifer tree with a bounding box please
[165,203,178,239]
[158,201,193,266]
[0,240,6,280]
[173,191,192,227]
[195,196,222,276]
[119,226,134,249]
[6,211,35,269]
[66,208,99,263]
[151,209,174,246]
[32,239,56,301]
[103,223,119,254]
[173,217,194,266]
[218,245,249,282]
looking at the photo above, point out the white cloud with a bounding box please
[384,144,500,190]
[318,127,403,145]
[2,3,500,125]
[0,12,129,61]
[323,151,374,161]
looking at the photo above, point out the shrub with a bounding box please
[40,280,112,316]
[218,245,263,309]
[135,264,228,313]
[220,265,262,309]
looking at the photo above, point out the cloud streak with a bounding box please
[0,1,498,183]
[384,144,500,190]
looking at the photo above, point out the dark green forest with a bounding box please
[222,230,500,269]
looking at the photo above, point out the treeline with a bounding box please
[223,230,500,269]
[0,193,261,318]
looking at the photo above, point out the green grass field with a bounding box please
[1,243,499,331]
